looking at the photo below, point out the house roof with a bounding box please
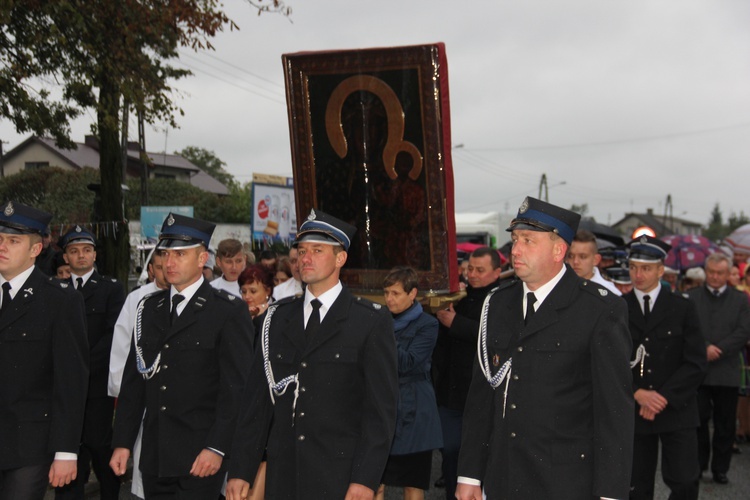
[612,211,702,235]
[3,135,229,195]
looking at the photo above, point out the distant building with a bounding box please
[0,135,228,195]
[612,208,702,238]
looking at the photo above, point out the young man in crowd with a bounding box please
[210,238,246,297]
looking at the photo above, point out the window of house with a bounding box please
[24,161,49,170]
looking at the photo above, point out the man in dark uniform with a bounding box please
[456,197,633,500]
[432,246,502,499]
[625,236,706,499]
[110,213,254,499]
[55,226,125,500]
[226,209,399,500]
[688,252,750,484]
[0,201,89,500]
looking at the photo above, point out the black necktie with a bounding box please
[525,292,536,325]
[643,294,651,323]
[76,277,84,290]
[306,299,322,336]
[713,289,721,297]
[1,282,11,313]
[171,294,185,326]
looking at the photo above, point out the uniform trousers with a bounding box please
[141,468,225,500]
[630,428,699,500]
[697,385,738,474]
[56,396,120,500]
[437,406,462,500]
[0,463,50,500]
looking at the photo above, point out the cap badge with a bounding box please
[519,197,529,214]
[4,202,14,216]
[640,236,648,244]
[75,225,82,233]
[308,209,317,221]
[167,214,175,226]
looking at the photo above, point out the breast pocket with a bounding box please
[533,339,586,380]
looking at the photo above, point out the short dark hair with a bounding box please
[573,229,597,245]
[217,239,243,258]
[471,247,501,269]
[383,266,419,293]
[238,264,275,292]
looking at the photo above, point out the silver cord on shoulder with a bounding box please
[477,287,513,417]
[262,305,300,422]
[134,293,162,379]
[631,343,648,378]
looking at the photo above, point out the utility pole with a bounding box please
[120,100,130,181]
[538,173,549,202]
[664,194,674,234]
[138,109,148,206]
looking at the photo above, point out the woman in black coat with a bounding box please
[377,267,443,500]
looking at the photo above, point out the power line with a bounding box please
[468,121,750,151]
[172,60,285,105]
[178,51,285,96]
[180,50,284,89]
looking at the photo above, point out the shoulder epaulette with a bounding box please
[354,295,384,311]
[580,280,616,301]
[213,288,242,303]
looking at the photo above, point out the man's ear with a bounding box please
[335,250,348,268]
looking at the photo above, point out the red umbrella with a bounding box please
[661,234,721,271]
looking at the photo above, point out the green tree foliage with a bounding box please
[178,146,236,188]
[124,177,250,224]
[703,203,750,242]
[0,166,98,227]
[0,1,239,283]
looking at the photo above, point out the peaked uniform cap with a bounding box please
[293,208,356,251]
[60,225,96,248]
[0,200,52,235]
[626,235,671,263]
[506,196,581,245]
[156,213,215,249]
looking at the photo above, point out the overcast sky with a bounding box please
[2,0,748,228]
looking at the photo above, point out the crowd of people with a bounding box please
[2,196,750,500]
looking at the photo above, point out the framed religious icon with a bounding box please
[282,43,458,293]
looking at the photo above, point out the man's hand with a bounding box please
[634,389,668,415]
[639,406,657,421]
[707,344,722,362]
[109,447,130,476]
[344,483,375,500]
[226,479,251,500]
[436,303,457,328]
[456,483,483,500]
[48,459,77,488]
[190,449,223,477]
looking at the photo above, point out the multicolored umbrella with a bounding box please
[725,224,750,254]
[661,234,721,272]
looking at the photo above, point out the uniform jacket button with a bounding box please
[517,346,523,352]
[301,362,308,368]
[298,435,305,441]
[160,406,167,411]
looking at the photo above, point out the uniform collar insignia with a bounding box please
[4,201,14,216]
[23,287,33,296]
[60,282,69,288]
[599,289,608,296]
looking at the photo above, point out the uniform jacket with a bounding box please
[457,268,634,500]
[75,270,125,399]
[112,280,254,477]
[432,280,500,411]
[229,287,399,499]
[390,302,443,455]
[687,285,750,387]
[625,286,707,434]
[0,267,89,469]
